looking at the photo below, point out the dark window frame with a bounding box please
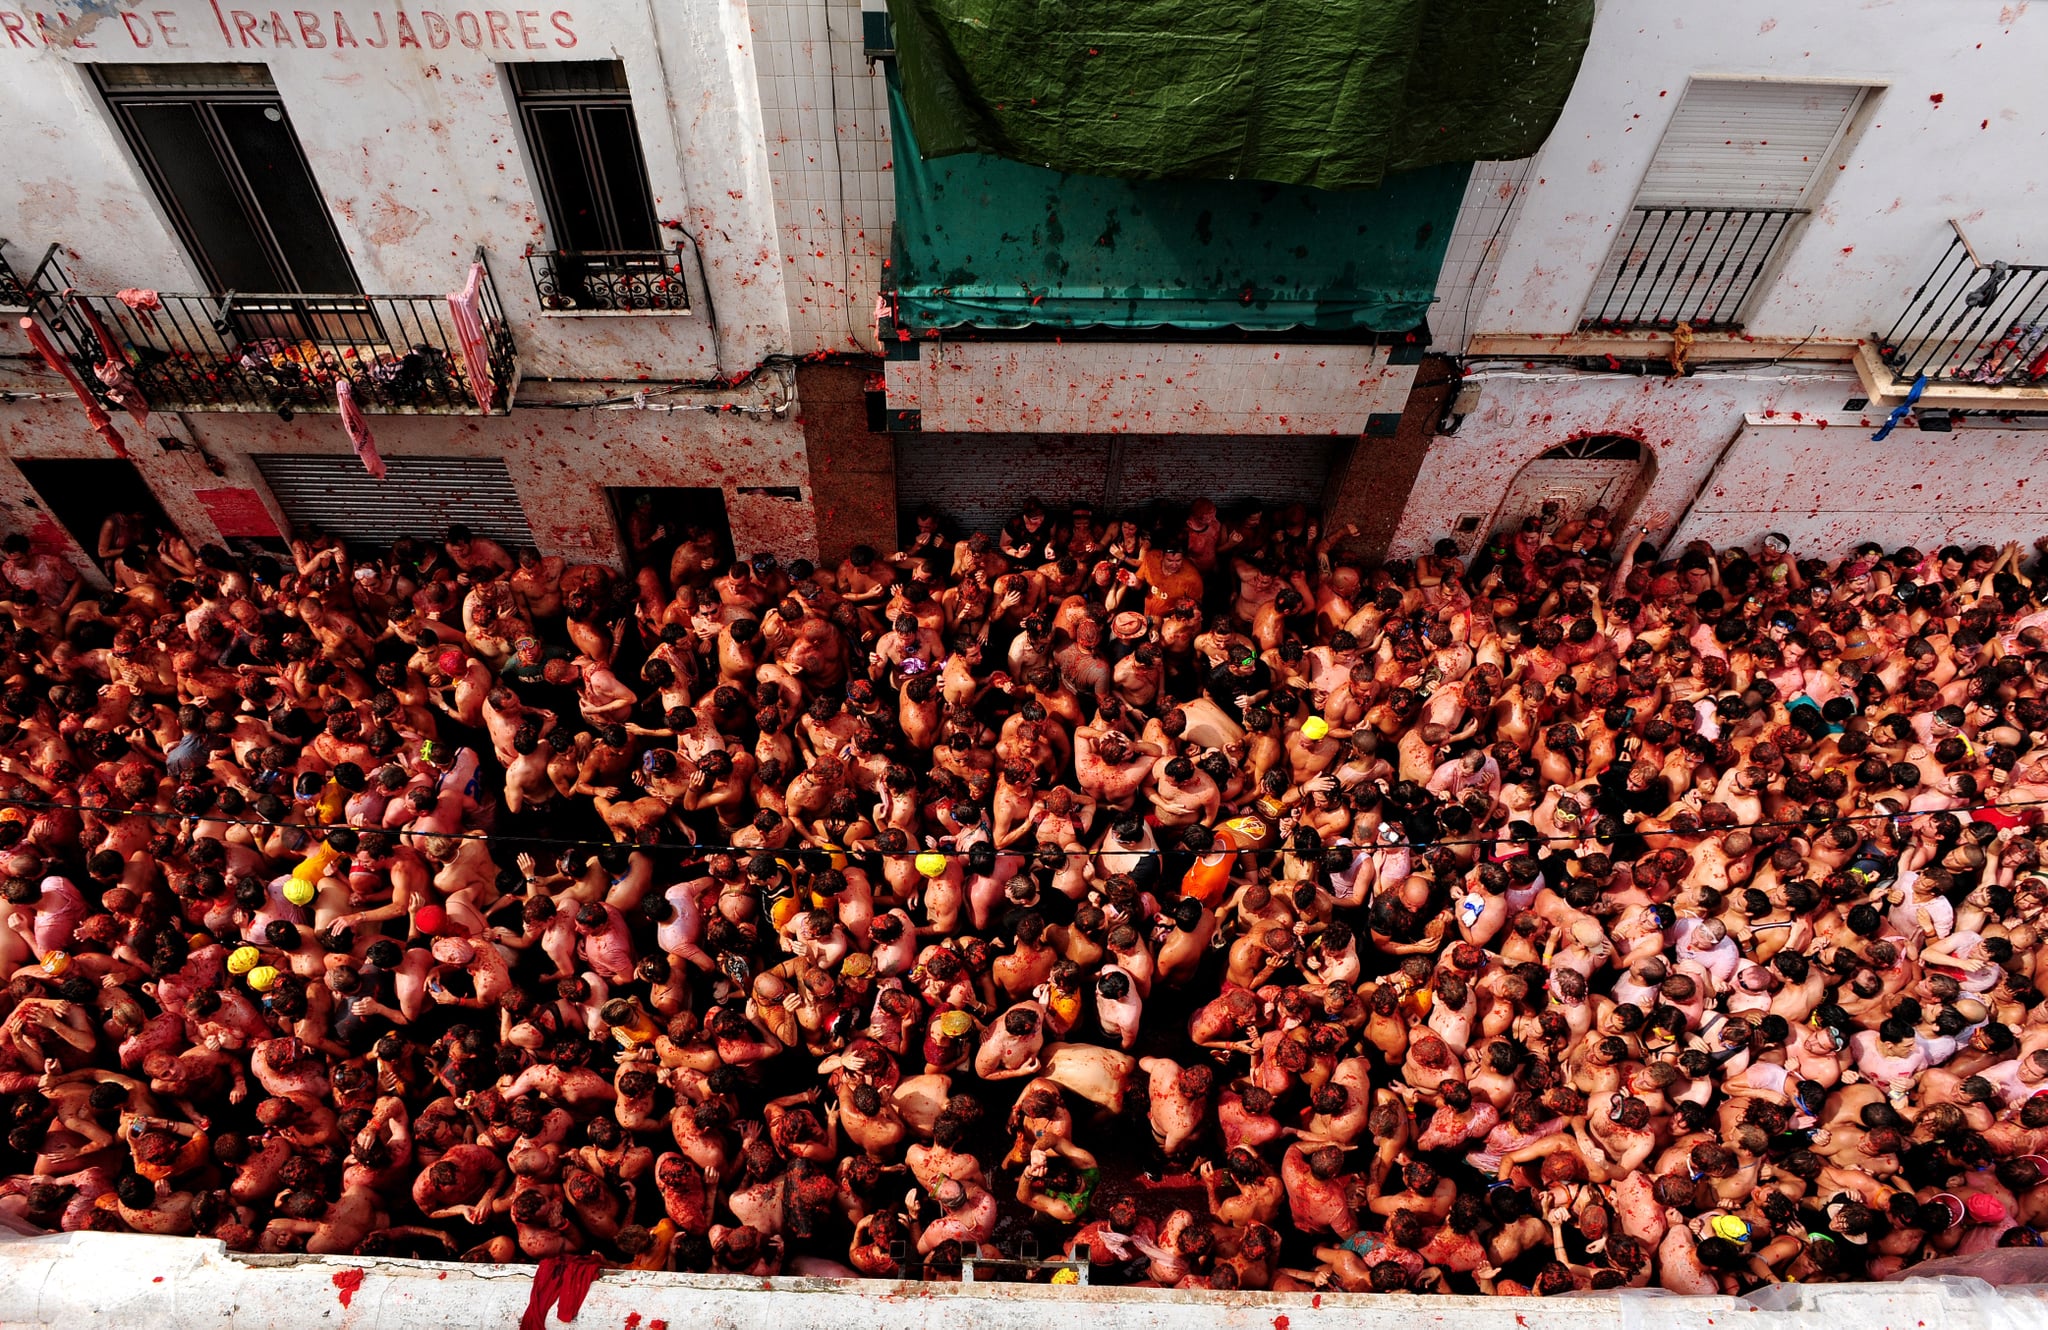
[94,64,359,296]
[508,60,661,255]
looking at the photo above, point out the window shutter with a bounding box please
[1634,80,1866,209]
[1579,79,1870,329]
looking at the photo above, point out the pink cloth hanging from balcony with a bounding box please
[67,291,152,429]
[446,262,495,414]
[18,315,128,458]
[335,380,386,479]
[114,288,162,330]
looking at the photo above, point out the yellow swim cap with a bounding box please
[1301,717,1330,741]
[938,1010,974,1038]
[915,851,948,877]
[246,965,281,992]
[282,878,317,907]
[39,951,69,976]
[227,945,261,975]
[1710,1214,1750,1243]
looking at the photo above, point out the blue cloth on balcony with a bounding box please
[1870,374,1927,442]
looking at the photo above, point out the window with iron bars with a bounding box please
[510,61,688,313]
[1578,79,1871,332]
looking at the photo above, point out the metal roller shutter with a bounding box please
[1583,79,1869,328]
[252,454,535,548]
[896,433,1342,536]
[895,434,1113,538]
[1635,80,1867,209]
[1112,436,1340,512]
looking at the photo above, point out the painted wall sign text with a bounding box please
[1,3,577,49]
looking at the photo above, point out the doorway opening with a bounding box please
[1488,435,1653,542]
[14,457,175,575]
[608,487,733,583]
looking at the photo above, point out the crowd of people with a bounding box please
[3,492,2048,1297]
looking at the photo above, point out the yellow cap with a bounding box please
[39,951,69,976]
[1710,1214,1750,1243]
[246,965,281,992]
[1051,1269,1079,1285]
[282,878,317,907]
[938,1010,975,1037]
[227,945,261,975]
[915,851,948,877]
[1301,716,1330,741]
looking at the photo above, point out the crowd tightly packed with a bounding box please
[5,493,2048,1297]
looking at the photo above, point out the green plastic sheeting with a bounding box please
[888,81,1468,333]
[887,0,1593,191]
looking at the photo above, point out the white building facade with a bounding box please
[1,0,2045,572]
[0,0,893,572]
[1400,0,2048,558]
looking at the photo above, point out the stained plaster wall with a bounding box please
[1469,0,2048,341]
[0,384,818,563]
[1388,365,2048,561]
[886,341,1417,436]
[0,0,846,560]
[1670,415,2048,554]
[0,0,797,378]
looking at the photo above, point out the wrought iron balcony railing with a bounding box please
[0,240,63,311]
[30,247,518,415]
[526,245,692,313]
[1581,206,1807,332]
[0,242,28,308]
[1878,221,2048,391]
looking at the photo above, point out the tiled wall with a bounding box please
[886,342,1418,436]
[750,0,893,355]
[1427,159,1533,352]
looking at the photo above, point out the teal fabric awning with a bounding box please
[889,81,1469,334]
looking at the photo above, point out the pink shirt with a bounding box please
[31,875,86,954]
[1848,1030,1926,1089]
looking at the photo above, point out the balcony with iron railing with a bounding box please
[23,247,519,416]
[526,243,694,314]
[0,243,29,309]
[1865,220,2048,406]
[1580,206,1808,332]
[0,240,64,312]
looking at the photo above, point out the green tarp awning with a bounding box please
[888,81,1468,333]
[886,0,1594,191]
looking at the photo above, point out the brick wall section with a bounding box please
[1325,354,1458,566]
[799,360,897,563]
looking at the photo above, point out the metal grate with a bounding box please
[1880,222,2048,391]
[252,454,535,549]
[527,246,690,312]
[1581,206,1806,331]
